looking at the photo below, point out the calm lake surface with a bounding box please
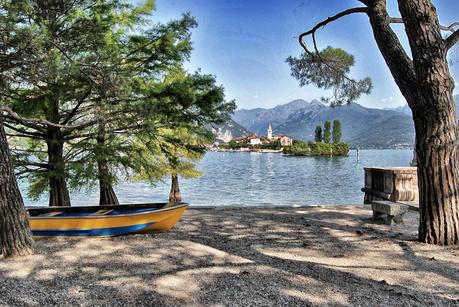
[22,149,413,207]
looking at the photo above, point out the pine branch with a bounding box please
[61,89,92,125]
[298,7,369,85]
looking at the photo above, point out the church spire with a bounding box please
[268,123,273,140]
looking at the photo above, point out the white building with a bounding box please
[249,137,262,145]
[279,135,293,146]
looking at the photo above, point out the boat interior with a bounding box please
[27,202,187,217]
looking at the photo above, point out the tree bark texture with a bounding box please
[169,174,182,202]
[46,128,71,207]
[97,123,119,206]
[45,99,71,207]
[0,118,34,256]
[368,0,459,244]
[400,0,459,245]
[98,160,120,206]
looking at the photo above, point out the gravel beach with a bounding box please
[1,205,458,306]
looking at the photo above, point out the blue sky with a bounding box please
[147,0,459,110]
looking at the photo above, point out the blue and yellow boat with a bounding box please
[26,202,188,237]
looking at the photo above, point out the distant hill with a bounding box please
[389,105,411,116]
[232,99,317,135]
[233,99,415,148]
[209,119,251,143]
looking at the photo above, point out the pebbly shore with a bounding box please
[0,205,458,306]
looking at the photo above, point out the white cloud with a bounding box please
[253,95,259,99]
[380,96,394,103]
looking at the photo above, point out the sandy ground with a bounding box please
[0,205,458,307]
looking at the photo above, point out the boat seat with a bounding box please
[91,209,114,216]
[39,211,62,217]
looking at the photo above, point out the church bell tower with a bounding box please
[268,123,273,140]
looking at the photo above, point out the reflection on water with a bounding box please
[21,149,413,207]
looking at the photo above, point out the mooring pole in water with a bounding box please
[356,146,360,162]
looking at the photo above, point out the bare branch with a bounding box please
[297,7,369,90]
[14,161,50,169]
[3,122,45,138]
[1,106,97,132]
[366,2,417,102]
[389,17,459,33]
[1,107,70,130]
[299,7,369,55]
[445,30,459,51]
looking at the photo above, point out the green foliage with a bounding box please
[225,140,249,149]
[0,1,235,200]
[286,46,372,106]
[314,126,322,142]
[132,127,206,183]
[332,120,342,144]
[323,121,331,144]
[283,140,349,157]
[228,140,239,149]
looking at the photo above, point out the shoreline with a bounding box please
[1,205,458,306]
[23,203,368,209]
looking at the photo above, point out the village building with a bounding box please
[248,136,262,145]
[266,123,293,146]
[228,124,293,147]
[279,135,293,146]
[267,123,273,140]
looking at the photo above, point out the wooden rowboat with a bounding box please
[26,202,188,237]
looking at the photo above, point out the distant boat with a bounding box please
[259,149,282,153]
[26,202,188,237]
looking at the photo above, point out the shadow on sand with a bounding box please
[0,206,458,306]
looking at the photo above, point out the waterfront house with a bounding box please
[279,135,293,146]
[249,136,262,145]
[266,123,293,147]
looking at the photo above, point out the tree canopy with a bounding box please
[0,0,235,206]
[287,47,372,106]
[332,120,342,144]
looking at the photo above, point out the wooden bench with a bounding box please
[371,200,409,225]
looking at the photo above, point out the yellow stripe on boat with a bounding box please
[29,204,188,232]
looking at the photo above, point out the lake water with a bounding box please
[22,149,413,207]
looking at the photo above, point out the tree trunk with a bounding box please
[367,0,459,244]
[98,171,119,205]
[96,120,119,206]
[414,104,459,244]
[46,128,71,207]
[97,159,119,206]
[400,0,459,245]
[45,99,71,207]
[169,174,182,202]
[0,118,34,257]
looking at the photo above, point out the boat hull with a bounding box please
[27,203,188,237]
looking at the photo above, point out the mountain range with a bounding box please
[227,95,459,148]
[209,119,251,143]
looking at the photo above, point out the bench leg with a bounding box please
[392,214,405,224]
[373,211,393,225]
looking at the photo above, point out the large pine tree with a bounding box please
[289,0,459,245]
[0,118,33,257]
